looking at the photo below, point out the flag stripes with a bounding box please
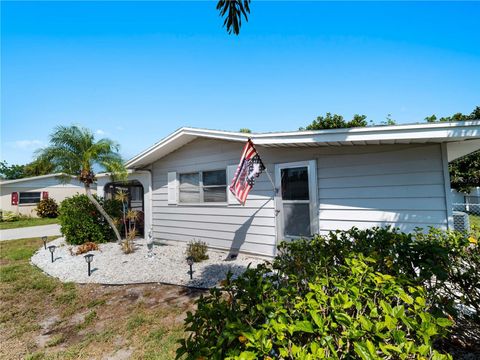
[229,139,265,205]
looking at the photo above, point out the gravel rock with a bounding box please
[31,238,266,288]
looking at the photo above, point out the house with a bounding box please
[97,121,480,257]
[0,173,86,217]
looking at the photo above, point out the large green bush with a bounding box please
[178,255,452,359]
[35,198,59,218]
[177,227,480,359]
[58,194,122,245]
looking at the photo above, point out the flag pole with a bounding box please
[264,167,277,194]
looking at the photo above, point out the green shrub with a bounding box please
[1,210,18,222]
[186,239,209,262]
[35,198,59,218]
[178,254,452,359]
[274,227,480,323]
[177,227,480,359]
[58,194,122,245]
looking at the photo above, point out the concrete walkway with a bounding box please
[0,224,61,241]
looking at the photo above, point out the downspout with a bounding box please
[146,167,153,237]
[440,143,454,230]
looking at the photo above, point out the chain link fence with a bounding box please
[452,195,480,232]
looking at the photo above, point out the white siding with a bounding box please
[317,143,448,233]
[150,138,449,256]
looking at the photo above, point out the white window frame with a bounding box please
[18,191,42,205]
[178,169,228,205]
[274,160,318,241]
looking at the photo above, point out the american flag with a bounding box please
[229,139,265,205]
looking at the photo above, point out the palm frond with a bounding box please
[216,0,251,35]
[33,125,126,185]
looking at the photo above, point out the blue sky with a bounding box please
[2,1,479,165]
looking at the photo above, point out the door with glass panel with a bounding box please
[275,161,318,240]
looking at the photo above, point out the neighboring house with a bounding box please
[0,174,86,217]
[98,121,480,257]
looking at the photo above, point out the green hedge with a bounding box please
[58,194,122,245]
[177,227,480,359]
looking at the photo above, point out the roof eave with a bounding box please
[125,121,480,169]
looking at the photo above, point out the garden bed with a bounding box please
[31,238,266,288]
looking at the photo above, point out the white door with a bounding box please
[275,160,318,242]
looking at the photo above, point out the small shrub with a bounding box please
[121,229,136,254]
[58,194,122,245]
[186,239,209,262]
[36,198,59,218]
[1,210,18,222]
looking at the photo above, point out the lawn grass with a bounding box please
[0,237,202,359]
[0,217,59,230]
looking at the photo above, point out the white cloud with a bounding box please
[115,126,124,131]
[8,139,44,150]
[95,129,106,135]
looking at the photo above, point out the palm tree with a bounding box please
[36,125,125,242]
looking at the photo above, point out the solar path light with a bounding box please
[84,254,94,276]
[42,236,47,249]
[48,245,56,263]
[186,256,194,280]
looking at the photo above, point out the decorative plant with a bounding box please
[121,229,136,254]
[121,209,139,254]
[114,187,140,255]
[36,198,59,218]
[186,239,209,262]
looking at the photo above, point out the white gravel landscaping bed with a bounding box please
[30,238,266,288]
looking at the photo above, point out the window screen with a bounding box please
[19,192,41,204]
[179,173,200,203]
[179,170,227,203]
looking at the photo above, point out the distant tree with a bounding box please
[35,125,126,242]
[24,158,56,177]
[239,128,252,133]
[425,106,480,123]
[216,0,251,35]
[425,106,480,193]
[300,113,369,130]
[382,114,397,126]
[449,151,480,194]
[0,161,26,180]
[0,158,56,180]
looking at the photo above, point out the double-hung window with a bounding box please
[179,170,227,203]
[19,192,41,205]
